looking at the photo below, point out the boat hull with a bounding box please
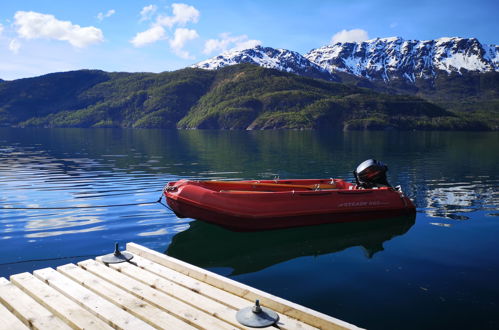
[165,179,416,231]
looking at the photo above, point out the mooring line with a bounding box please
[158,200,174,212]
[0,194,165,210]
[0,254,98,267]
[0,194,172,268]
[0,201,157,210]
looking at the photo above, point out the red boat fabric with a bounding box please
[165,179,416,231]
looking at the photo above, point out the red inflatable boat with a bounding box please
[164,160,416,231]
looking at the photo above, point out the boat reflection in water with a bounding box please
[166,214,416,275]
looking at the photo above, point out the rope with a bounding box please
[0,255,98,267]
[0,194,173,266]
[0,194,165,210]
[158,200,174,212]
[0,194,174,267]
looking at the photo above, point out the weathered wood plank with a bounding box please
[0,281,29,330]
[104,257,248,329]
[34,266,154,330]
[58,263,195,330]
[0,304,28,330]
[79,259,237,330]
[122,254,251,308]
[0,276,71,330]
[10,272,112,330]
[127,242,361,330]
[126,253,317,330]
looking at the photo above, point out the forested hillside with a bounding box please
[0,64,495,130]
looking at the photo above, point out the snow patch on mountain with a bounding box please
[193,37,497,85]
[192,45,336,81]
[305,37,498,83]
[484,44,499,70]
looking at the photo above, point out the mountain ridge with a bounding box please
[305,37,498,83]
[193,37,498,85]
[193,45,336,81]
[192,37,498,118]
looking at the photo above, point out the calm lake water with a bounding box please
[0,128,498,329]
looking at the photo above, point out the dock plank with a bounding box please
[0,276,71,330]
[58,263,195,330]
[124,254,253,308]
[0,284,29,330]
[126,253,317,330]
[79,259,238,330]
[104,257,248,329]
[127,242,360,330]
[1,242,360,330]
[33,267,154,330]
[10,272,112,330]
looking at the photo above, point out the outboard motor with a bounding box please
[353,159,391,188]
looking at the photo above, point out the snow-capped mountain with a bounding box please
[192,45,337,81]
[194,38,498,84]
[306,37,498,82]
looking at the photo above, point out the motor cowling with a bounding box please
[354,159,391,188]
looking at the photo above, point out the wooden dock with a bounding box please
[0,242,361,329]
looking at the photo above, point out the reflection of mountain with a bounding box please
[177,130,499,183]
[2,128,497,181]
[2,128,497,215]
[0,128,205,178]
[424,183,498,220]
[166,215,415,275]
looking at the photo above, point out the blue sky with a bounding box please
[1,0,498,80]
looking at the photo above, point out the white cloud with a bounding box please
[231,39,261,51]
[203,33,261,54]
[140,5,157,22]
[130,25,166,47]
[330,29,369,44]
[14,11,103,48]
[390,22,398,29]
[169,28,199,59]
[97,9,116,21]
[8,39,21,53]
[131,3,200,58]
[0,23,4,36]
[156,3,200,28]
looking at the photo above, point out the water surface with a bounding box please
[0,128,497,329]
